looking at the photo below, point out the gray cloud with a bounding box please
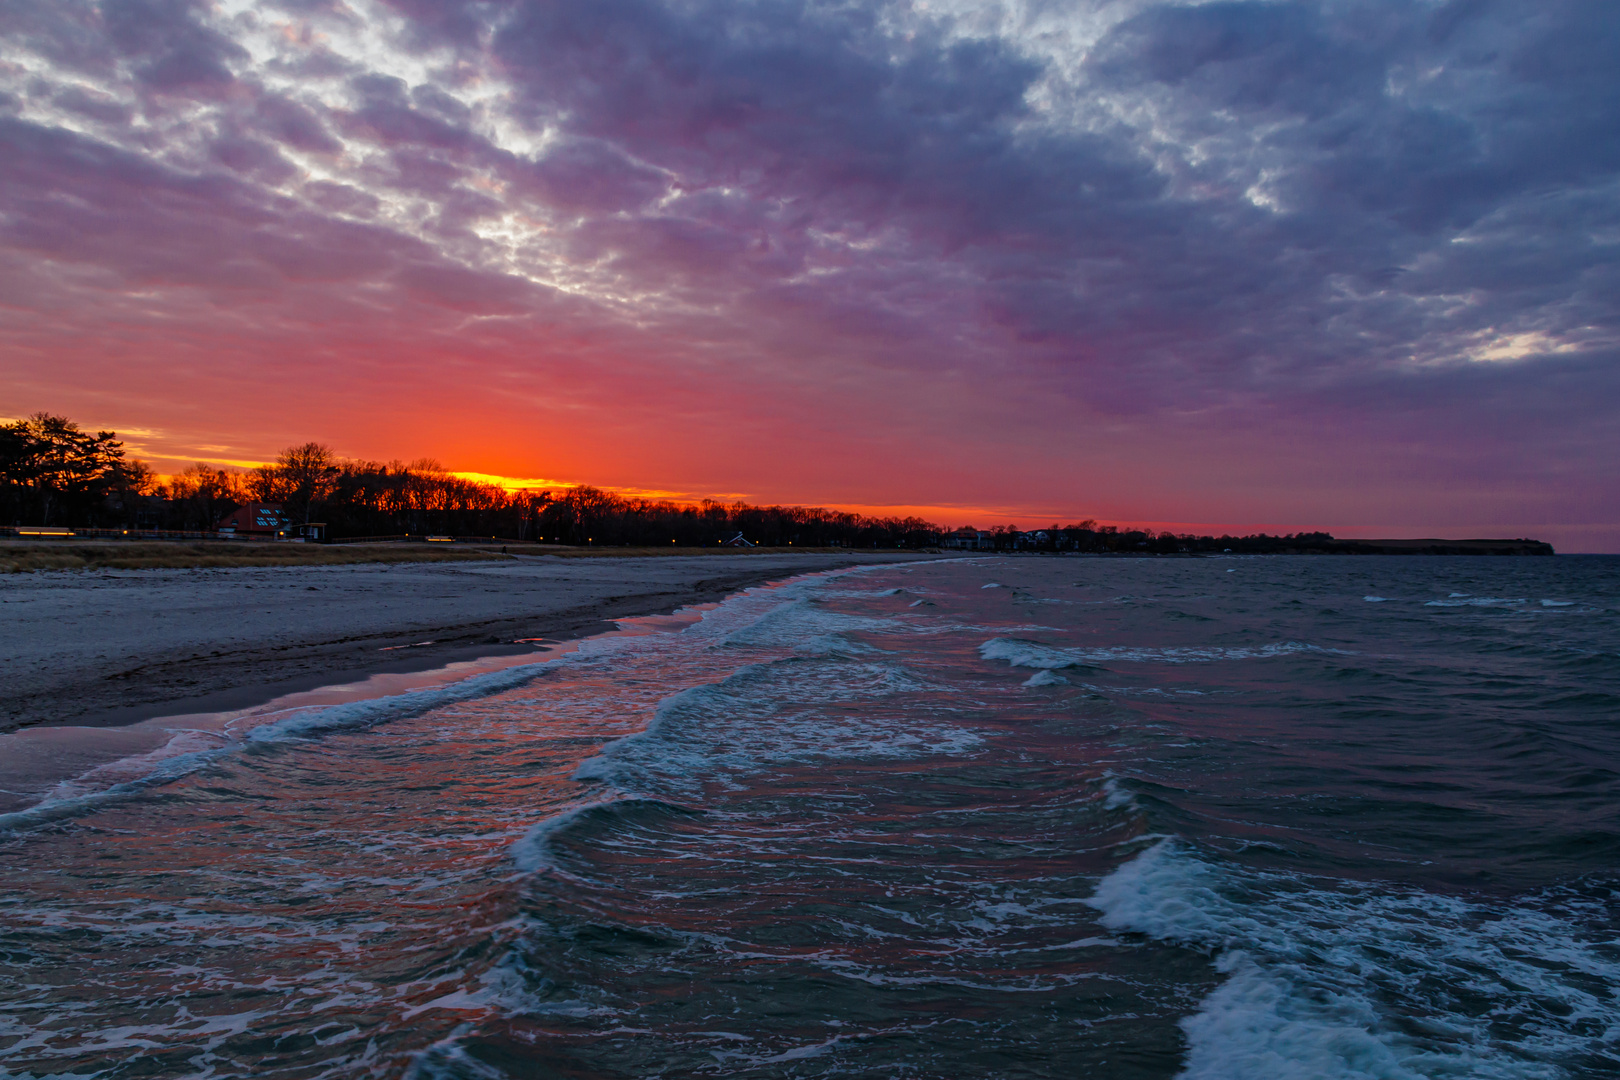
[102,0,247,95]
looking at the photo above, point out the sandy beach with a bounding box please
[0,551,940,732]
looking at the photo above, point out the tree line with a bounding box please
[970,522,1343,554]
[7,412,1460,553]
[0,415,943,546]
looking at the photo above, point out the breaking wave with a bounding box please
[1089,842,1620,1080]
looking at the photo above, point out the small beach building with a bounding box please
[944,527,993,550]
[217,504,291,537]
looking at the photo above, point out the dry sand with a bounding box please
[0,551,942,731]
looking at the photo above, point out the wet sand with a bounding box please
[0,551,942,731]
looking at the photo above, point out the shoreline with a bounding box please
[0,551,946,733]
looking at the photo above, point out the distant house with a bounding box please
[944,527,994,551]
[218,503,290,537]
[723,531,756,547]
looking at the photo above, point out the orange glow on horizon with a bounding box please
[20,407,1598,549]
[132,461,1380,537]
[445,472,754,505]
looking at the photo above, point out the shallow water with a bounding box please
[2,556,1617,1078]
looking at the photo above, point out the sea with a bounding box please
[1,555,1617,1079]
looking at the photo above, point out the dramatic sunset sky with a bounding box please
[2,0,1616,547]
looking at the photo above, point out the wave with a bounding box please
[1088,842,1620,1079]
[1425,597,1527,608]
[510,794,705,876]
[0,656,571,836]
[1023,669,1070,687]
[980,637,1344,670]
[0,568,890,839]
[712,596,897,652]
[570,655,977,798]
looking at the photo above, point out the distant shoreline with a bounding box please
[0,534,1557,574]
[1016,538,1558,557]
[1274,538,1556,556]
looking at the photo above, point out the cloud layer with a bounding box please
[2,0,1616,544]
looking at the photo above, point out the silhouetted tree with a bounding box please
[164,464,249,530]
[256,442,340,525]
[0,413,130,525]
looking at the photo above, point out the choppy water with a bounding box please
[2,556,1618,1079]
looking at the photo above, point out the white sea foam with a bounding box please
[1023,669,1069,687]
[713,596,895,650]
[1425,597,1527,608]
[0,569,882,836]
[1099,774,1137,812]
[407,1023,512,1080]
[1363,595,1389,602]
[1541,600,1575,608]
[571,656,978,798]
[1089,842,1620,1079]
[980,637,1341,670]
[241,659,564,744]
[0,656,574,835]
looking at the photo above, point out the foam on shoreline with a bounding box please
[0,650,571,834]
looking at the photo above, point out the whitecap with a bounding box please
[714,597,897,649]
[1023,669,1069,688]
[569,658,978,798]
[1100,775,1137,812]
[980,637,1346,669]
[1424,597,1526,608]
[1088,842,1620,1080]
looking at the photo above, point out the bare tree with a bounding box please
[260,442,339,524]
[166,464,248,530]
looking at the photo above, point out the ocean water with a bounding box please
[2,556,1618,1079]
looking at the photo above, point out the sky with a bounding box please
[1,0,1617,549]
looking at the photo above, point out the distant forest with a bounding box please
[0,413,1550,554]
[0,413,942,547]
